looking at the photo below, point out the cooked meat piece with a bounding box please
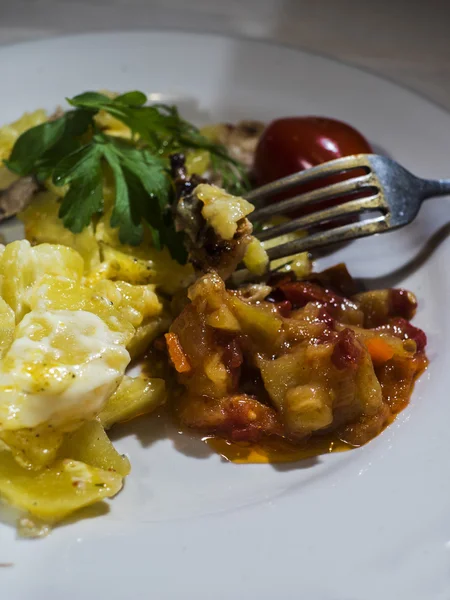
[176,394,283,442]
[208,121,265,170]
[0,176,40,221]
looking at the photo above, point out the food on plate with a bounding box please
[0,90,428,534]
[171,269,426,449]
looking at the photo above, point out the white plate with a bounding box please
[1,31,450,600]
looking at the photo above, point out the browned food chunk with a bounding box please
[172,155,257,280]
[176,394,283,443]
[168,269,427,448]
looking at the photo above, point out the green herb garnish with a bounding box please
[4,91,249,263]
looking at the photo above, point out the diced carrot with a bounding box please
[165,333,192,373]
[365,337,395,363]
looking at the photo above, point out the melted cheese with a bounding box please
[0,309,130,431]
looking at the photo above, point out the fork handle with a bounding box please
[421,178,450,199]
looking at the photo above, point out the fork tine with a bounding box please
[244,154,373,206]
[255,195,383,241]
[266,215,389,262]
[230,215,389,287]
[250,172,378,222]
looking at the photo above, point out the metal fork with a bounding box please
[244,154,450,263]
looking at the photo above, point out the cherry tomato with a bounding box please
[252,117,373,217]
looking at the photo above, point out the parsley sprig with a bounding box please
[4,90,249,263]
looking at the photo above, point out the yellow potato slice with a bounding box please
[92,244,194,294]
[0,451,123,522]
[60,420,130,477]
[0,296,15,357]
[127,316,170,360]
[92,279,162,328]
[20,192,101,272]
[28,276,135,345]
[0,240,84,321]
[0,427,64,470]
[99,376,166,430]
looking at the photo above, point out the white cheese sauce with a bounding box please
[0,309,130,430]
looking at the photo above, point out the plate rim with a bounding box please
[1,27,450,118]
[1,28,449,600]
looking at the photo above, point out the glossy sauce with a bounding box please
[205,434,353,464]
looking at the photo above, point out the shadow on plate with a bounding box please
[109,410,214,460]
[270,456,320,471]
[54,502,110,530]
[357,220,450,289]
[109,410,324,468]
[0,498,111,534]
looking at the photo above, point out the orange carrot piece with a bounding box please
[165,333,192,373]
[365,337,395,363]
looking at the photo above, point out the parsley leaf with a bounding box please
[114,91,147,107]
[6,110,93,178]
[114,145,170,209]
[102,145,143,246]
[57,144,104,232]
[68,92,178,148]
[4,89,249,264]
[68,93,250,193]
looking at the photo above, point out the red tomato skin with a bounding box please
[253,116,372,186]
[252,117,373,218]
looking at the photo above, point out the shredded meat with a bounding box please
[208,120,265,175]
[0,176,40,221]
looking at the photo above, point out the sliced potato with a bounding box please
[28,276,135,345]
[99,376,166,430]
[59,420,130,477]
[243,237,269,276]
[92,244,194,294]
[0,296,15,357]
[0,427,64,470]
[127,315,170,360]
[260,218,312,278]
[92,280,166,357]
[92,279,163,328]
[0,240,84,321]
[185,149,210,176]
[0,451,123,522]
[20,192,101,272]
